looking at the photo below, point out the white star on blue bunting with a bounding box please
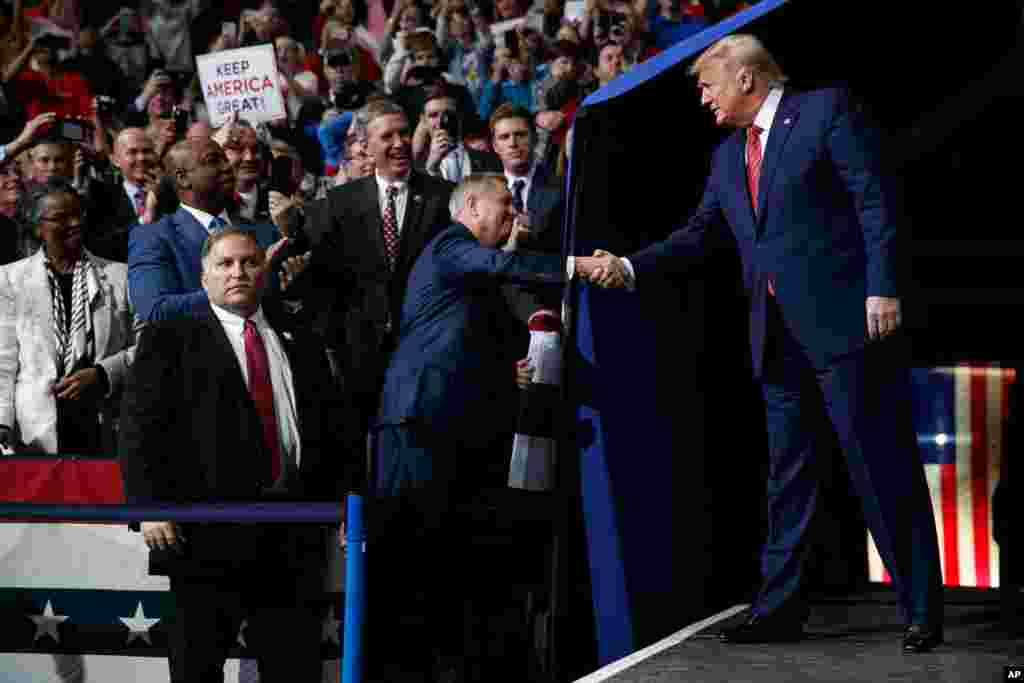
[28,600,69,644]
[119,601,161,645]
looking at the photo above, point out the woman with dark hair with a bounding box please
[0,179,135,457]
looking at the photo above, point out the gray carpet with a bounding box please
[600,589,1023,683]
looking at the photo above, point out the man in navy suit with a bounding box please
[490,103,566,323]
[578,34,944,652]
[372,174,565,680]
[128,137,280,322]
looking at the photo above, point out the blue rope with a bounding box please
[0,502,343,523]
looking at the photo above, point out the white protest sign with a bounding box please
[196,44,287,127]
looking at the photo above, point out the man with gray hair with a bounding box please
[372,173,566,680]
[577,33,944,652]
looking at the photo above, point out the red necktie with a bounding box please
[381,185,400,271]
[244,319,281,484]
[133,189,146,218]
[746,125,763,212]
[747,125,775,296]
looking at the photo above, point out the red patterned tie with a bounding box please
[244,319,281,484]
[133,189,146,218]
[746,125,763,212]
[381,185,400,271]
[747,125,775,296]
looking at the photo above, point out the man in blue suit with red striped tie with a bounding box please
[577,34,944,652]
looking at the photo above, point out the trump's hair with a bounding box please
[690,34,788,87]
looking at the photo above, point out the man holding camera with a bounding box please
[415,87,502,184]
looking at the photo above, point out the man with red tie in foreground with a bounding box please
[119,227,353,682]
[577,34,944,653]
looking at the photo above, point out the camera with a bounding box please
[595,10,626,38]
[324,50,351,69]
[439,110,458,138]
[51,118,93,144]
[331,82,367,111]
[34,33,71,52]
[95,95,116,114]
[269,155,298,196]
[406,65,445,84]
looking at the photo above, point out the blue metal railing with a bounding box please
[0,495,365,682]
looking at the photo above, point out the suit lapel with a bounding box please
[175,208,210,285]
[398,172,428,271]
[755,93,800,227]
[84,253,110,355]
[26,251,57,367]
[356,177,388,261]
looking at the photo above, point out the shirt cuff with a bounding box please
[621,257,637,291]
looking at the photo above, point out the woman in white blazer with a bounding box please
[0,178,136,455]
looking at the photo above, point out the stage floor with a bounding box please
[581,588,1023,683]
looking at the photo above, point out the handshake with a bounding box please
[574,249,631,289]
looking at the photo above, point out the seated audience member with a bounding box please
[415,87,502,183]
[87,127,177,262]
[0,179,136,456]
[646,0,708,50]
[212,119,270,225]
[25,140,74,187]
[119,226,349,683]
[478,45,534,121]
[372,173,564,680]
[3,32,94,120]
[128,137,280,322]
[387,30,477,126]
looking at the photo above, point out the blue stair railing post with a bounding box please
[342,493,366,683]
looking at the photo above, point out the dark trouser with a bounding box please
[165,575,323,683]
[755,302,943,626]
[366,423,523,681]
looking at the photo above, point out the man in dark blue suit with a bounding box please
[128,137,281,322]
[376,173,565,494]
[372,174,565,681]
[578,34,944,652]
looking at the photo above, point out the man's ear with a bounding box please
[738,67,754,94]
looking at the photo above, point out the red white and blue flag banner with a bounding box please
[0,457,343,682]
[868,364,1015,588]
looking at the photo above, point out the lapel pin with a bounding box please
[282,331,293,341]
[783,118,792,125]
[413,195,423,203]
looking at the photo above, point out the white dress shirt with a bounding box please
[375,172,411,235]
[179,203,234,233]
[210,303,302,483]
[505,164,538,211]
[619,88,786,287]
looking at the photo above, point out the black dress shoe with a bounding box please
[902,624,943,653]
[720,613,805,644]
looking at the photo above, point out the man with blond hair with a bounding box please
[577,33,944,652]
